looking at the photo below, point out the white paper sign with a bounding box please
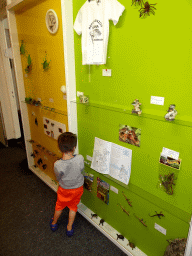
[161,147,179,160]
[150,96,164,105]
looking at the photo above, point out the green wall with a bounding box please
[73,0,192,255]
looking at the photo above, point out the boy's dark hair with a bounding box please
[58,132,77,153]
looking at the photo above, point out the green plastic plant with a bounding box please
[159,172,176,195]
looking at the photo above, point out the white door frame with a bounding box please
[61,0,78,153]
[0,17,21,139]
[6,8,33,165]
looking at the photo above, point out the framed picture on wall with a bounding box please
[45,9,59,34]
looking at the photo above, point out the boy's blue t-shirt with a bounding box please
[54,154,84,189]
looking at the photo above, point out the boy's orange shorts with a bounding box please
[55,185,84,212]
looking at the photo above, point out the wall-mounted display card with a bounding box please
[97,177,110,205]
[159,147,181,170]
[91,137,132,185]
[43,117,66,140]
[84,172,94,192]
[119,124,141,147]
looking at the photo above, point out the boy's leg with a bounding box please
[67,209,76,231]
[52,210,63,224]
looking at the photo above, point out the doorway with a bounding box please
[0,17,22,146]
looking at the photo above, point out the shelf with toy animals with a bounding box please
[71,100,192,128]
[83,162,190,225]
[27,139,60,191]
[77,202,147,256]
[22,98,67,116]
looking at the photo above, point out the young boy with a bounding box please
[50,132,84,237]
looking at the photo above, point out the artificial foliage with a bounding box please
[159,172,176,195]
[164,238,187,256]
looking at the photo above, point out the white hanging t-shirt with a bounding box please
[74,0,125,65]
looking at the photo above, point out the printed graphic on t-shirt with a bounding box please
[89,20,103,44]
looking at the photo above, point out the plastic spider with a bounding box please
[139,1,156,18]
[132,0,144,6]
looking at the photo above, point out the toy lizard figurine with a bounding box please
[149,211,165,219]
[134,213,147,227]
[117,203,130,216]
[122,191,132,207]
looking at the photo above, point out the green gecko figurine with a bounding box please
[25,54,32,73]
[20,40,26,55]
[42,52,51,71]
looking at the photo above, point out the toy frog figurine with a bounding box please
[165,104,177,121]
[131,99,142,115]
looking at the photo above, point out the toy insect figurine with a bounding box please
[117,203,130,216]
[149,211,165,219]
[42,164,47,170]
[134,213,147,227]
[122,191,132,207]
[132,0,144,6]
[42,52,51,71]
[117,234,124,241]
[37,158,43,165]
[131,99,142,115]
[139,1,157,18]
[165,104,177,121]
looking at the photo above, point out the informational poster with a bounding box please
[43,117,66,140]
[91,137,132,185]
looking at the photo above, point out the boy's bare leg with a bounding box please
[52,210,63,224]
[67,209,76,231]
